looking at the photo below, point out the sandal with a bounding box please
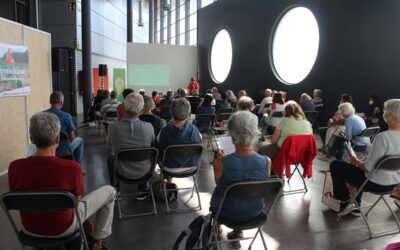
[390,193,400,200]
[227,230,244,240]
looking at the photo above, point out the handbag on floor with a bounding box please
[173,214,212,250]
[321,171,341,212]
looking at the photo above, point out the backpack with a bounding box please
[173,214,212,250]
[152,179,178,202]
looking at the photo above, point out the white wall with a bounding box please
[127,43,198,94]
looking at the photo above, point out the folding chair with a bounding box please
[160,105,172,122]
[263,111,284,138]
[59,132,75,161]
[337,155,400,238]
[210,179,284,250]
[194,114,216,152]
[114,147,159,218]
[0,191,89,250]
[190,102,201,114]
[272,134,317,195]
[216,108,234,115]
[352,126,380,160]
[160,144,203,213]
[304,111,319,129]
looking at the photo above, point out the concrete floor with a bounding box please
[1,126,400,250]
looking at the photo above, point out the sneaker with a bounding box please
[136,193,148,201]
[337,201,356,217]
[259,136,266,142]
[350,209,362,217]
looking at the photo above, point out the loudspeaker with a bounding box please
[99,64,107,76]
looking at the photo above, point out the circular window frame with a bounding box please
[268,5,320,85]
[208,28,233,84]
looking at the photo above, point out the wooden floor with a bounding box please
[0,126,399,250]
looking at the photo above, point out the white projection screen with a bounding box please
[127,43,198,95]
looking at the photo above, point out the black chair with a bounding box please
[0,191,89,250]
[190,102,201,114]
[160,105,172,122]
[160,144,203,213]
[216,108,234,115]
[59,132,75,161]
[304,111,319,128]
[210,179,284,250]
[352,126,380,160]
[264,111,284,137]
[114,147,159,218]
[337,155,400,238]
[193,114,215,134]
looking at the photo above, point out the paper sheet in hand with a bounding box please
[344,141,356,157]
[217,136,235,156]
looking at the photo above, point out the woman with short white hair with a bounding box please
[210,111,271,240]
[328,102,369,159]
[330,99,400,216]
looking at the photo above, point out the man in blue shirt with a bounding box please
[47,91,84,164]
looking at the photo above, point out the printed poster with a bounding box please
[0,43,29,97]
[113,68,126,103]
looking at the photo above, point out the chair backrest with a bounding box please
[162,144,203,169]
[194,114,215,132]
[160,105,172,120]
[217,108,234,115]
[304,111,318,125]
[115,147,159,177]
[375,155,400,172]
[59,132,70,143]
[1,191,77,213]
[215,113,232,123]
[216,179,284,219]
[360,126,380,138]
[190,102,201,114]
[104,110,117,118]
[271,111,283,118]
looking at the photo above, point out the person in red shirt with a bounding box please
[188,76,199,95]
[8,112,116,250]
[117,88,134,120]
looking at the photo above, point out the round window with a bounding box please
[210,29,233,84]
[271,7,320,85]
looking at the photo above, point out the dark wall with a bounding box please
[198,0,400,122]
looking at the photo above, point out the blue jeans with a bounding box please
[58,137,84,165]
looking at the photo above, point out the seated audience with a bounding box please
[139,95,163,136]
[212,87,222,101]
[139,89,146,96]
[258,88,273,112]
[328,102,369,160]
[117,88,134,120]
[365,95,382,127]
[265,92,285,135]
[152,90,161,113]
[318,93,353,150]
[108,93,155,200]
[9,112,116,250]
[215,92,231,113]
[236,96,254,111]
[226,90,238,107]
[100,90,119,114]
[179,88,188,99]
[300,93,316,112]
[188,89,203,114]
[210,111,271,239]
[99,90,110,109]
[48,91,84,164]
[158,98,202,169]
[195,95,216,132]
[238,89,247,99]
[160,90,174,107]
[312,88,324,111]
[259,100,313,160]
[188,76,199,95]
[329,99,400,216]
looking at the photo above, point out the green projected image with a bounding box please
[128,64,170,86]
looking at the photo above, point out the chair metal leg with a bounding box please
[117,192,123,219]
[258,228,268,250]
[163,180,171,213]
[365,196,382,217]
[283,164,307,195]
[248,228,260,250]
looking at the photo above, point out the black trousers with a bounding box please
[329,160,396,205]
